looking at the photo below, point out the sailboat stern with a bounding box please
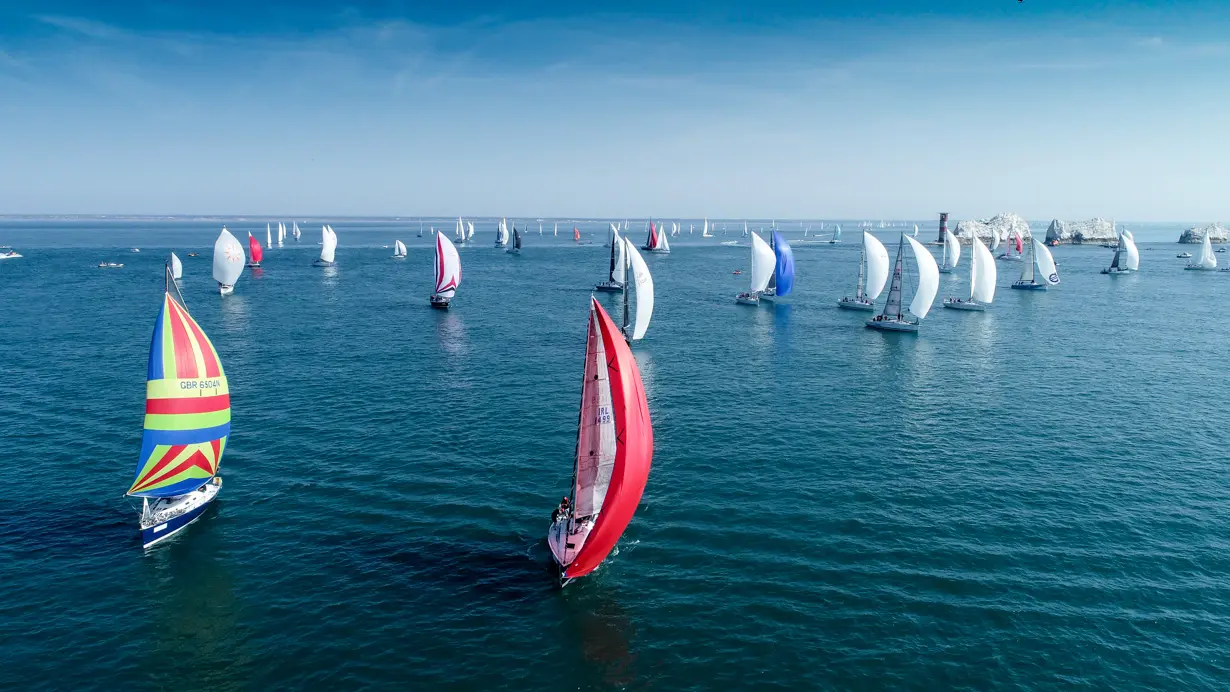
[138,477,222,549]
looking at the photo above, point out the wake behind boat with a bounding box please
[128,264,230,548]
[547,297,653,586]
[0,246,22,260]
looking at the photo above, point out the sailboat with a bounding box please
[1011,238,1061,289]
[741,222,749,238]
[1102,230,1139,274]
[619,238,654,342]
[455,217,466,244]
[392,239,407,259]
[169,252,183,283]
[430,233,462,309]
[913,224,919,238]
[507,226,522,254]
[938,227,961,273]
[642,221,661,252]
[574,227,582,242]
[418,222,424,238]
[554,222,559,237]
[702,218,713,238]
[312,225,337,267]
[944,235,997,310]
[998,231,1023,261]
[467,222,475,242]
[838,231,890,311]
[292,221,301,242]
[266,225,273,251]
[128,264,229,548]
[277,222,285,248]
[546,297,653,586]
[213,228,244,296]
[1185,230,1217,271]
[735,232,776,305]
[866,235,939,332]
[245,232,263,268]
[595,229,626,292]
[496,218,509,248]
[759,232,795,302]
[539,222,543,236]
[829,224,842,244]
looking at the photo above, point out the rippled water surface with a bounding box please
[3,221,1230,690]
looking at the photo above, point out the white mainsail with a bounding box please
[266,225,273,249]
[278,222,285,247]
[292,221,301,241]
[394,240,407,257]
[612,230,627,284]
[170,252,183,280]
[573,303,618,518]
[942,228,961,270]
[212,228,244,287]
[467,222,475,240]
[970,236,997,304]
[864,232,890,301]
[624,239,654,341]
[750,232,775,293]
[320,225,337,263]
[990,229,1000,252]
[1033,239,1060,284]
[905,235,939,318]
[657,228,671,253]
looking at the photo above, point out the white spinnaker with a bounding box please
[320,226,337,263]
[750,232,775,292]
[1198,231,1217,269]
[1032,239,1060,284]
[213,229,244,286]
[435,234,461,298]
[657,228,670,252]
[864,232,890,300]
[572,306,618,518]
[944,229,961,269]
[624,239,654,340]
[170,252,183,280]
[905,235,939,318]
[971,236,997,303]
[612,231,627,284]
[1123,234,1140,271]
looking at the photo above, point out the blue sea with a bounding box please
[3,219,1229,690]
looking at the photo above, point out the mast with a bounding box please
[622,241,631,339]
[856,235,867,300]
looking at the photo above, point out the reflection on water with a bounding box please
[746,303,774,350]
[562,592,637,689]
[218,294,249,334]
[320,265,339,295]
[137,509,252,691]
[435,310,469,357]
[250,267,264,280]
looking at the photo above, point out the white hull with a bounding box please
[997,255,1023,262]
[0,253,22,260]
[943,299,986,311]
[1184,266,1217,271]
[140,477,222,549]
[837,298,875,311]
[547,516,594,570]
[866,317,919,332]
[219,283,234,296]
[735,293,760,305]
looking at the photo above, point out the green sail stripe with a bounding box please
[143,409,231,432]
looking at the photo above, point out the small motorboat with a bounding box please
[98,262,124,268]
[1178,252,1193,258]
[0,246,22,260]
[187,252,200,257]
[732,270,742,275]
[130,248,141,253]
[1217,248,1227,253]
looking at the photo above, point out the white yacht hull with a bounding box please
[218,283,234,296]
[866,317,919,332]
[0,253,22,260]
[735,293,760,305]
[943,299,986,311]
[837,298,875,311]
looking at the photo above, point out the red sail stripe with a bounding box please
[135,448,215,491]
[146,394,230,414]
[565,298,654,579]
[166,301,199,379]
[178,303,222,377]
[133,443,188,490]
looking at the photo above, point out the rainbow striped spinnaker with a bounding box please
[127,280,230,498]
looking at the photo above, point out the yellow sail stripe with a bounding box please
[143,409,232,432]
[129,442,220,493]
[160,304,177,379]
[171,306,210,379]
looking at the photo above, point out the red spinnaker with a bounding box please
[248,234,263,262]
[564,298,654,579]
[645,221,658,249]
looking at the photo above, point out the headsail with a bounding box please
[435,233,462,298]
[1033,239,1060,284]
[212,229,244,287]
[771,231,795,296]
[128,283,230,498]
[1123,233,1140,271]
[905,235,939,318]
[863,232,890,301]
[971,236,997,303]
[623,239,654,341]
[320,226,337,263]
[248,232,263,263]
[943,228,961,270]
[749,232,775,292]
[170,252,183,280]
[564,298,654,579]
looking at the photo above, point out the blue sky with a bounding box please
[2,1,1228,220]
